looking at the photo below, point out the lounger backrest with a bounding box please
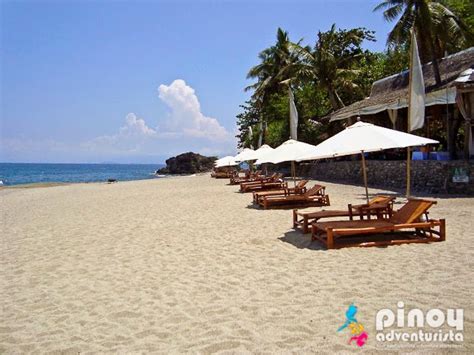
[296,180,309,189]
[389,199,436,224]
[304,184,324,197]
[368,195,395,205]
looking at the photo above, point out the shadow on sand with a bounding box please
[278,229,326,251]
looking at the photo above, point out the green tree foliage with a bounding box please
[235,101,260,149]
[291,25,376,110]
[374,0,473,84]
[236,1,473,149]
[441,0,474,31]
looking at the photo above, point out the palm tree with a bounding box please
[290,25,375,111]
[374,0,472,85]
[246,28,303,144]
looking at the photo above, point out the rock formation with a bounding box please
[157,152,217,175]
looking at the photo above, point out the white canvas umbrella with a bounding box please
[234,148,257,162]
[253,144,274,161]
[297,121,438,201]
[256,139,319,164]
[256,139,319,185]
[252,144,274,175]
[215,156,238,168]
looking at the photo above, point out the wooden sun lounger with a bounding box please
[253,180,309,204]
[241,179,287,193]
[239,174,283,192]
[239,174,273,189]
[258,184,330,209]
[239,173,279,189]
[211,171,234,179]
[230,170,264,185]
[311,198,445,249]
[293,195,396,233]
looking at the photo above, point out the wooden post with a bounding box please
[464,119,471,160]
[360,151,369,203]
[406,147,411,198]
[447,106,455,159]
[291,161,296,187]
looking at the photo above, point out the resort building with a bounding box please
[329,47,474,160]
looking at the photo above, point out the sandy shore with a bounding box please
[1,175,473,353]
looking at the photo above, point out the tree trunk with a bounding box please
[327,86,344,111]
[415,4,442,85]
[428,40,442,85]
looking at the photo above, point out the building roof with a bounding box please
[330,47,474,122]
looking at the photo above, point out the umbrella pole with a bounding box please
[360,151,369,203]
[291,161,296,186]
[406,147,411,198]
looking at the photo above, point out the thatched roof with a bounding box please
[330,47,474,121]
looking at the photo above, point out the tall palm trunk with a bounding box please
[427,37,442,85]
[416,29,442,86]
[416,2,442,85]
[326,83,345,111]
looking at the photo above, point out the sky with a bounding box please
[1,0,394,164]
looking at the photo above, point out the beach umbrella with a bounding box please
[234,148,257,162]
[252,144,274,175]
[296,121,438,202]
[256,139,319,185]
[256,140,319,165]
[253,144,274,161]
[215,156,238,168]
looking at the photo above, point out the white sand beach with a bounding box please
[1,175,473,353]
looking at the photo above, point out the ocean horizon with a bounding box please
[0,162,165,186]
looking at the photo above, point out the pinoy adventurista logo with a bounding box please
[338,303,368,347]
[376,302,464,344]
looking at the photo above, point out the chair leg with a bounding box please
[327,228,334,249]
[292,209,297,229]
[440,219,446,241]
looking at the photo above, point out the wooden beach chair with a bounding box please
[241,178,287,193]
[258,184,330,209]
[211,169,235,179]
[239,173,278,189]
[253,180,309,204]
[293,195,395,233]
[239,173,283,192]
[311,198,445,249]
[230,170,263,185]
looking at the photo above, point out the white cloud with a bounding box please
[0,80,238,163]
[121,113,157,137]
[82,113,156,154]
[158,79,230,140]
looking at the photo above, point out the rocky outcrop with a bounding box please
[157,152,217,175]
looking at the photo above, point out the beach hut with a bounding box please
[327,47,474,160]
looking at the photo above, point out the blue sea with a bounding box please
[0,163,165,186]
